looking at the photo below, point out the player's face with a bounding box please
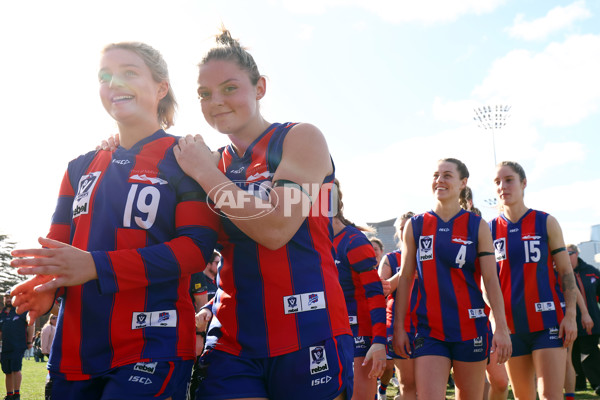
[371,243,383,263]
[98,49,167,127]
[432,161,466,202]
[208,256,221,275]
[494,165,525,207]
[568,249,578,268]
[197,59,265,136]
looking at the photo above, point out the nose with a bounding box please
[109,75,124,88]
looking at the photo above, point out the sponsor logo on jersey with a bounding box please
[133,362,158,375]
[229,166,245,174]
[129,174,168,185]
[419,235,434,261]
[73,172,101,218]
[284,292,326,314]
[468,308,486,319]
[132,310,177,329]
[452,236,473,245]
[310,346,329,375]
[438,228,449,232]
[494,238,507,261]
[522,234,541,241]
[509,228,519,233]
[112,159,131,165]
[534,302,556,312]
[348,315,358,325]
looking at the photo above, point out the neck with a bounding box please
[227,117,271,156]
[433,200,462,222]
[503,202,528,223]
[204,270,216,280]
[117,120,162,150]
[332,216,346,235]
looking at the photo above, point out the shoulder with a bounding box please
[284,123,328,148]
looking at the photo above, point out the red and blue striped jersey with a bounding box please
[411,210,490,342]
[489,209,565,334]
[206,122,351,358]
[46,130,219,380]
[385,251,418,334]
[333,225,386,345]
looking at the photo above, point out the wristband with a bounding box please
[27,341,32,344]
[196,331,206,338]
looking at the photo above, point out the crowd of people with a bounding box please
[2,27,599,400]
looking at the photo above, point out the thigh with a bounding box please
[414,355,451,400]
[505,355,536,400]
[532,347,567,400]
[352,356,377,400]
[452,359,487,400]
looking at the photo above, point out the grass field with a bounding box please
[2,359,599,399]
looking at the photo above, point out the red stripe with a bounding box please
[128,136,173,183]
[333,336,344,391]
[451,213,476,340]
[58,170,75,196]
[258,244,297,355]
[154,361,174,397]
[168,236,206,275]
[421,214,443,339]
[110,229,147,367]
[522,212,544,330]
[496,218,514,332]
[215,244,242,355]
[175,275,195,358]
[62,151,112,376]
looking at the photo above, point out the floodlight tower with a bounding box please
[473,104,511,166]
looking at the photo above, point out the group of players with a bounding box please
[5,26,589,400]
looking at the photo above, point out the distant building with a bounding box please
[578,224,600,268]
[366,218,398,253]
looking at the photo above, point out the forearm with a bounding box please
[560,271,578,318]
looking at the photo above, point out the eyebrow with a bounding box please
[198,78,240,89]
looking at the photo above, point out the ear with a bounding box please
[522,178,527,190]
[255,76,266,100]
[157,81,169,100]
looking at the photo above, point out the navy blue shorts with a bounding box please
[413,333,491,362]
[49,360,193,400]
[353,336,372,358]
[0,351,24,374]
[196,335,354,400]
[511,327,563,357]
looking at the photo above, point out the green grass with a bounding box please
[384,381,600,399]
[0,358,47,400]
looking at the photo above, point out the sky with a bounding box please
[1,0,599,251]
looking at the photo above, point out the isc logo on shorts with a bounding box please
[494,238,507,261]
[419,235,434,261]
[309,346,329,375]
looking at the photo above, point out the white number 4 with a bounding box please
[455,245,467,268]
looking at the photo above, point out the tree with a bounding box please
[0,233,26,294]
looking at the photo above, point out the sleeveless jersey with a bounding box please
[333,225,386,345]
[205,122,351,358]
[384,250,418,334]
[411,210,490,342]
[46,130,219,380]
[489,209,565,334]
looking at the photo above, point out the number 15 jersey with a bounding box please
[489,209,564,334]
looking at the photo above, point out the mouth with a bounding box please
[212,111,232,118]
[112,95,134,103]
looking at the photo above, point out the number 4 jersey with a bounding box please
[47,130,219,380]
[489,209,564,334]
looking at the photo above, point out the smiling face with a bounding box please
[98,48,168,128]
[432,160,467,203]
[494,165,526,207]
[197,59,265,136]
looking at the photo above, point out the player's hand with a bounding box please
[581,312,594,335]
[381,279,392,297]
[490,326,512,364]
[10,276,56,325]
[96,133,120,151]
[392,328,412,359]
[173,134,220,181]
[11,237,97,290]
[559,314,578,348]
[363,343,387,379]
[196,308,212,332]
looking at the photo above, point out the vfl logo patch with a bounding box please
[468,308,486,319]
[535,302,556,312]
[354,336,368,349]
[348,315,358,325]
[73,172,101,218]
[419,235,434,261]
[473,336,483,347]
[132,310,177,329]
[284,292,326,314]
[310,346,329,375]
[494,238,507,261]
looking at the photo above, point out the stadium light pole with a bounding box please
[473,104,511,209]
[473,104,511,166]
